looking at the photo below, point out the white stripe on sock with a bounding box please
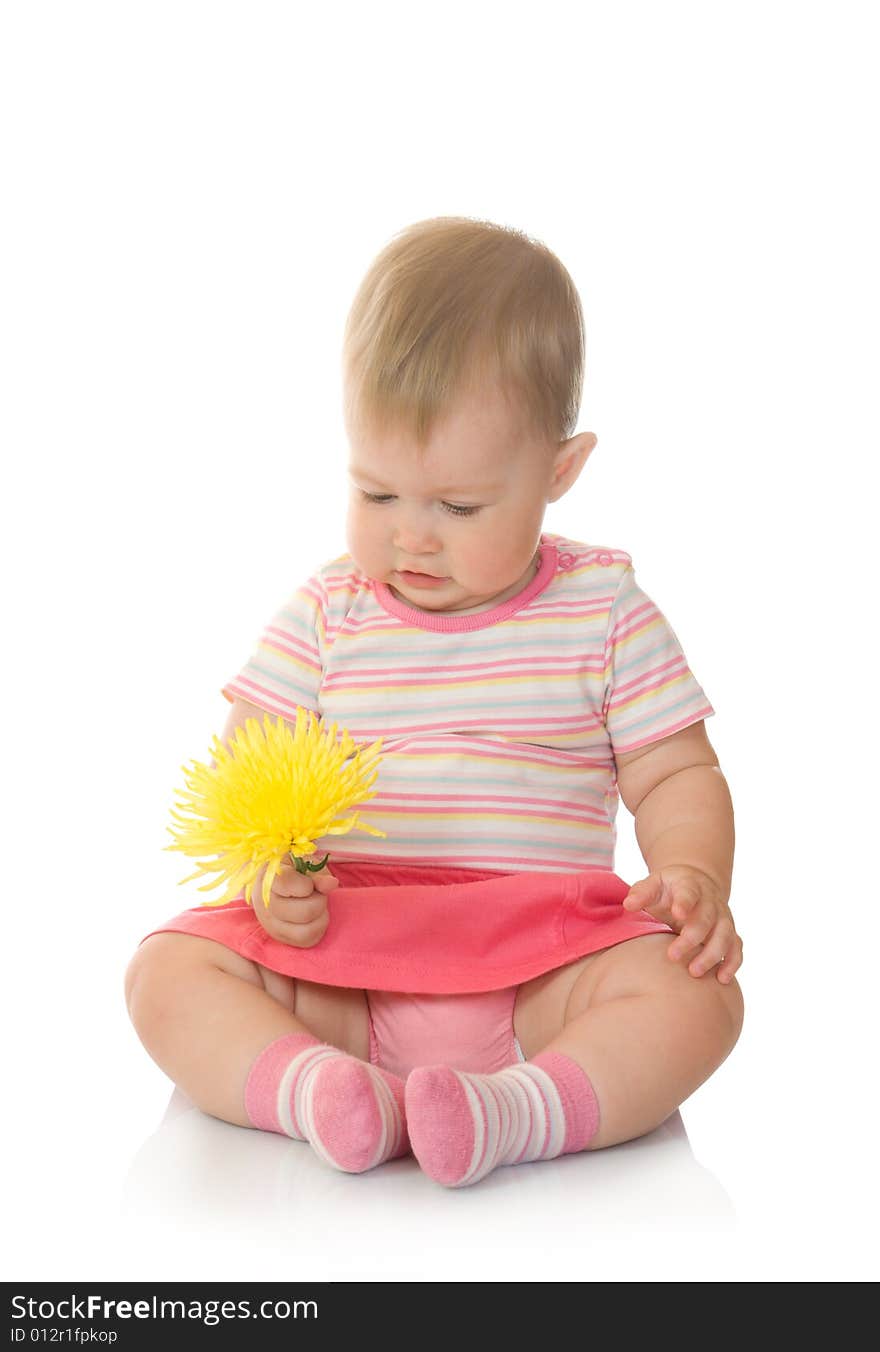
[277,1045,337,1139]
[509,1064,567,1160]
[497,1071,534,1165]
[458,1073,490,1184]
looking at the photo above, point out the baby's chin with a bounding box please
[387,580,457,609]
[401,585,506,616]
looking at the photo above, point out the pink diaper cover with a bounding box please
[365,985,525,1079]
[142,860,672,993]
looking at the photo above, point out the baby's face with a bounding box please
[345,383,561,614]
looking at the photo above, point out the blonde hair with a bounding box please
[342,216,585,452]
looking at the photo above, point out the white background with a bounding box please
[2,0,877,1283]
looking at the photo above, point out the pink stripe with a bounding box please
[372,790,606,816]
[329,605,613,631]
[608,600,656,644]
[334,618,407,637]
[330,606,610,640]
[260,627,322,666]
[519,594,616,611]
[608,667,695,711]
[324,578,360,596]
[370,789,603,812]
[325,652,602,679]
[610,680,706,717]
[608,655,688,700]
[323,715,604,739]
[513,596,615,616]
[389,740,611,770]
[225,680,312,718]
[611,707,714,753]
[299,579,330,609]
[366,800,605,827]
[328,849,608,871]
[323,669,603,692]
[319,570,359,584]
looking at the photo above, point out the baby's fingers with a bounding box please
[258,887,330,947]
[621,874,665,913]
[667,902,714,960]
[263,909,330,949]
[272,861,320,898]
[715,933,744,985]
[270,890,327,925]
[681,917,739,980]
[668,882,701,925]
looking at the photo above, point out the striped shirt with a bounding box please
[221,532,715,874]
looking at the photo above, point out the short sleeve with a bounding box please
[220,573,327,719]
[602,565,715,755]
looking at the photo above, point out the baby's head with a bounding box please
[341,216,597,615]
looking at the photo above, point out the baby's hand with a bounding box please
[621,866,742,985]
[250,859,339,947]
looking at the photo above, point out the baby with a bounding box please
[125,215,744,1188]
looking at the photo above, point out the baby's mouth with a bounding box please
[396,570,450,588]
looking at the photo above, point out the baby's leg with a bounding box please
[125,933,408,1171]
[407,934,744,1186]
[513,933,744,1149]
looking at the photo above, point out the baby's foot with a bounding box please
[405,1053,599,1187]
[245,1032,409,1173]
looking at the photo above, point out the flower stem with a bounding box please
[291,852,331,874]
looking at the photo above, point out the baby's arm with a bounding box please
[615,721,741,983]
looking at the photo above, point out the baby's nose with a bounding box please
[393,511,441,554]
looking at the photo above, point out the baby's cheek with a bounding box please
[346,512,381,574]
[468,535,528,585]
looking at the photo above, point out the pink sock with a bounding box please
[405,1051,600,1187]
[244,1031,409,1173]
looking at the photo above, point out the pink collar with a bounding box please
[372,538,559,633]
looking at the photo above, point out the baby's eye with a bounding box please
[359,491,480,518]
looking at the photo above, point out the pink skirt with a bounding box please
[142,861,673,995]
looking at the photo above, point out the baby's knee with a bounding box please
[666,966,744,1062]
[124,932,252,1028]
[687,971,744,1060]
[124,932,191,1028]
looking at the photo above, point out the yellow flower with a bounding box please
[165,710,386,909]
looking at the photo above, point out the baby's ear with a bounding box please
[547,431,597,502]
